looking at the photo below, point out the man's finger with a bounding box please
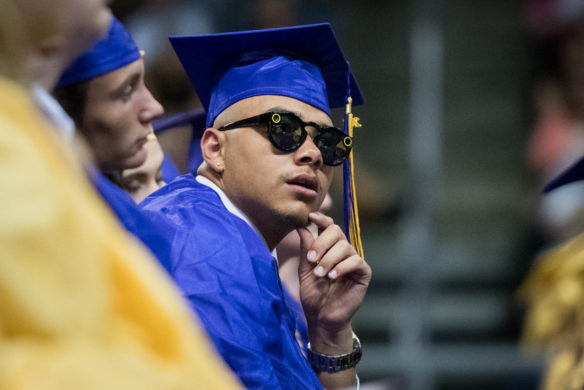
[308,224,349,265]
[297,227,317,263]
[308,212,334,234]
[326,255,372,282]
[313,241,356,277]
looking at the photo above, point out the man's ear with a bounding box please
[200,128,226,174]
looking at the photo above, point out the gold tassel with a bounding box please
[345,97,364,258]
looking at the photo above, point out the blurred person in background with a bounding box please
[0,0,241,389]
[525,0,584,245]
[527,76,584,242]
[53,16,177,273]
[519,5,584,390]
[110,133,167,203]
[519,157,584,390]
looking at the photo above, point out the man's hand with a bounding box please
[297,211,371,348]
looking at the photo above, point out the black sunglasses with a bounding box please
[218,111,353,166]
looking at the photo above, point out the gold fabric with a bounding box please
[0,77,241,389]
[519,233,584,390]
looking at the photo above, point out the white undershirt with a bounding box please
[32,84,76,143]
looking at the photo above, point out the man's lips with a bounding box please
[286,174,319,196]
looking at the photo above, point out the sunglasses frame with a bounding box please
[218,111,352,166]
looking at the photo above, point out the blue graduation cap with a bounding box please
[544,155,584,192]
[169,23,363,128]
[58,16,141,86]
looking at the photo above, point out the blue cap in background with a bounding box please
[544,155,584,192]
[58,16,141,86]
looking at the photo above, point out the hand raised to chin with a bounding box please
[297,211,371,348]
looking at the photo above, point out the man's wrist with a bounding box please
[307,333,362,373]
[307,325,353,355]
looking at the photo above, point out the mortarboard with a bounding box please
[57,16,141,86]
[171,23,365,257]
[168,23,363,128]
[544,155,584,192]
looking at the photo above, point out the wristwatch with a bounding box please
[307,334,362,373]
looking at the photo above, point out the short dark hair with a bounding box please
[53,80,89,128]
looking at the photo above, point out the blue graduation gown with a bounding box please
[282,287,309,357]
[140,174,323,390]
[92,170,173,273]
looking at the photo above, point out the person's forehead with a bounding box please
[220,95,332,126]
[88,58,143,92]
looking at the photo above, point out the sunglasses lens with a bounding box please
[265,113,351,166]
[269,113,305,151]
[315,129,352,166]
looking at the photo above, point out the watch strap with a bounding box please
[306,334,362,373]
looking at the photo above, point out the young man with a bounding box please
[141,24,372,389]
[54,16,175,272]
[1,1,240,388]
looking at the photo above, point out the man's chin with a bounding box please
[269,207,308,231]
[286,209,313,230]
[121,151,147,170]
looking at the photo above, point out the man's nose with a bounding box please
[294,135,323,168]
[139,87,164,124]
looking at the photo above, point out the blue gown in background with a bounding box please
[91,170,173,273]
[139,174,323,390]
